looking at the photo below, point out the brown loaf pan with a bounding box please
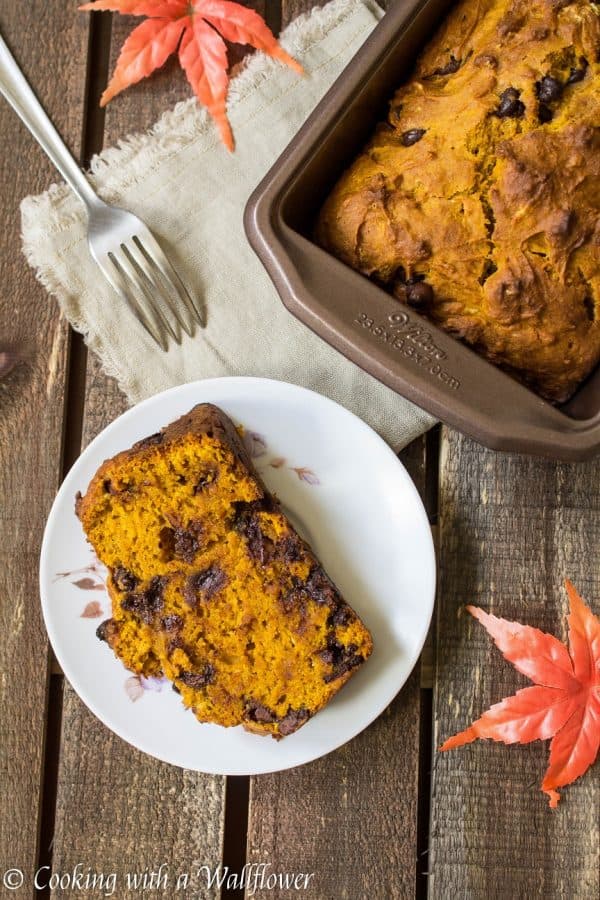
[244,0,600,461]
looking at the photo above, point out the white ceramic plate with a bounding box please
[40,377,435,774]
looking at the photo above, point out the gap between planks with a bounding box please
[35,11,114,894]
[416,424,440,899]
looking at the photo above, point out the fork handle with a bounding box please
[0,32,100,211]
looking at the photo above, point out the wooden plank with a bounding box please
[246,437,428,900]
[282,0,329,20]
[0,2,90,892]
[49,6,229,891]
[429,430,600,898]
[248,672,422,899]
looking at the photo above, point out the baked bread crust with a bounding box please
[317,0,600,403]
[77,404,373,739]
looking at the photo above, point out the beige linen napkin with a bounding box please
[21,0,435,449]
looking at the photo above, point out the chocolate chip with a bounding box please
[179,664,215,688]
[319,635,364,683]
[232,498,262,519]
[278,707,310,736]
[406,282,434,308]
[161,614,183,632]
[236,501,302,565]
[167,635,186,655]
[160,520,202,563]
[536,76,562,104]
[428,55,461,77]
[324,657,363,683]
[394,265,408,284]
[280,578,306,614]
[173,527,200,563]
[277,532,306,564]
[233,502,276,565]
[172,683,181,694]
[567,58,588,84]
[184,566,227,606]
[244,699,277,723]
[314,566,341,606]
[401,128,426,147]
[103,479,117,495]
[495,87,525,118]
[538,104,553,123]
[242,516,266,561]
[112,566,138,593]
[319,635,357,665]
[309,568,341,604]
[96,618,116,643]
[121,575,166,624]
[391,266,413,301]
[283,567,341,613]
[327,604,354,627]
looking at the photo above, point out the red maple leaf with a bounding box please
[80,0,302,150]
[440,580,600,807]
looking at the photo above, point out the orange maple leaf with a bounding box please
[80,0,302,150]
[440,580,600,808]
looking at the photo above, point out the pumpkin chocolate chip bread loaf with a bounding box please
[76,404,372,739]
[317,0,600,403]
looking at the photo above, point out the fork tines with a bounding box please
[95,229,203,350]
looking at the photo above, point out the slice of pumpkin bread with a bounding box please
[76,403,373,739]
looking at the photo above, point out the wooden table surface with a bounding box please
[0,1,598,898]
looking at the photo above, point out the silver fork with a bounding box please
[0,32,203,350]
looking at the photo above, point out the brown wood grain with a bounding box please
[0,2,90,892]
[246,438,429,900]
[429,430,600,898]
[282,0,328,20]
[49,9,227,896]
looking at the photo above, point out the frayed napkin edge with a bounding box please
[19,0,385,400]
